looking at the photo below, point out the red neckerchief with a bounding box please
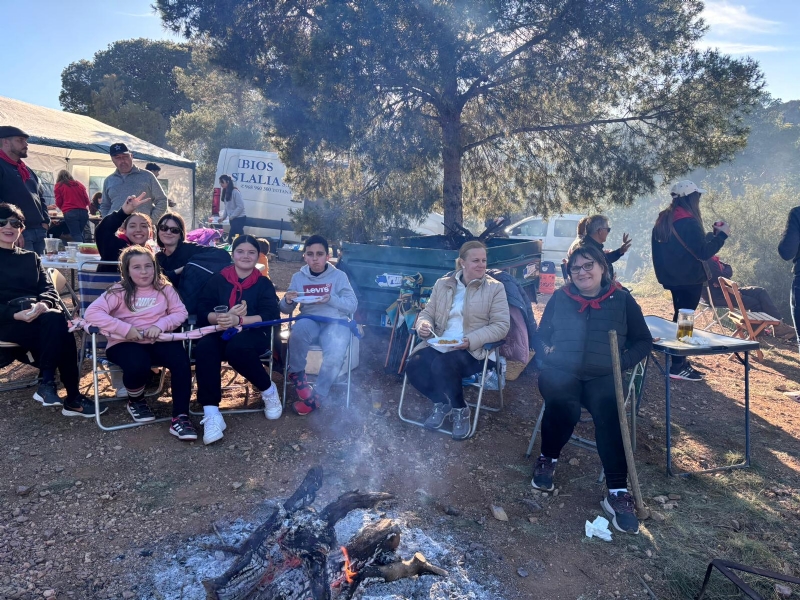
[672,206,694,221]
[0,150,31,183]
[561,282,621,313]
[220,265,260,308]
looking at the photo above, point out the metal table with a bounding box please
[644,315,760,477]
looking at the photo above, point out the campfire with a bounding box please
[201,466,449,600]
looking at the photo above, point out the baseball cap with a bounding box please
[109,142,131,156]
[670,180,705,197]
[0,126,30,139]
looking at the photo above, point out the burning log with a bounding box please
[203,467,448,600]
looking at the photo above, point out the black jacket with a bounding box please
[0,159,49,227]
[534,283,652,379]
[652,215,727,288]
[95,209,131,272]
[778,206,800,276]
[0,247,61,325]
[156,241,218,287]
[197,272,280,327]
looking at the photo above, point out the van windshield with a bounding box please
[518,219,547,237]
[554,219,580,238]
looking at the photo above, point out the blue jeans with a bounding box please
[287,319,351,397]
[22,226,47,255]
[63,209,89,243]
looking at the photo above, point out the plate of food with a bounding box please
[294,295,324,304]
[77,243,99,256]
[427,336,462,351]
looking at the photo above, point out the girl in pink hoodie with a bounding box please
[84,246,196,440]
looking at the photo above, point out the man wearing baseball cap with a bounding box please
[99,142,168,220]
[0,126,50,254]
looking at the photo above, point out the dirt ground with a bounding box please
[1,260,799,600]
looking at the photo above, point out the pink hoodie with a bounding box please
[84,284,188,349]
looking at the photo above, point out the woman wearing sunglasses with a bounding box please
[531,243,651,536]
[155,212,219,286]
[0,202,104,417]
[568,215,632,282]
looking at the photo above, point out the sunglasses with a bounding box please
[0,217,24,229]
[158,225,182,235]
[569,261,596,274]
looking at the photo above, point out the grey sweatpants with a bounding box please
[287,319,351,396]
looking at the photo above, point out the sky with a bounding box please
[0,0,799,110]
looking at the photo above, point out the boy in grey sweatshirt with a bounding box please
[280,235,357,414]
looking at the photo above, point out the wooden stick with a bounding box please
[609,330,650,519]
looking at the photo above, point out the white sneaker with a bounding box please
[200,414,226,445]
[109,368,127,397]
[262,383,283,420]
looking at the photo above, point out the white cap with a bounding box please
[670,180,705,197]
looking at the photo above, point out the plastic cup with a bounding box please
[44,237,60,257]
[214,305,229,315]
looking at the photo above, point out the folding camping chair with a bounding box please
[281,312,356,409]
[78,261,168,431]
[524,358,646,480]
[696,284,730,333]
[398,329,505,439]
[718,277,780,361]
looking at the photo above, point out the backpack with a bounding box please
[178,248,232,315]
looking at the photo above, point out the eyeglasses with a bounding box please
[569,261,595,274]
[0,218,24,229]
[600,227,611,233]
[158,225,182,235]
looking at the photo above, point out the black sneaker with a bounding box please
[127,400,156,423]
[33,382,63,407]
[62,395,108,418]
[146,369,162,389]
[451,407,472,440]
[669,365,703,381]
[531,456,556,491]
[602,491,640,534]
[423,403,451,429]
[169,415,198,441]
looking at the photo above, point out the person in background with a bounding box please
[652,180,729,381]
[0,202,103,417]
[404,240,509,440]
[778,204,800,351]
[0,126,49,254]
[84,246,196,440]
[703,256,783,320]
[100,143,168,220]
[53,170,91,243]
[95,193,154,272]
[155,212,218,287]
[256,237,271,278]
[281,235,358,416]
[532,243,651,534]
[568,215,632,281]
[90,192,102,216]
[219,174,246,241]
[195,235,282,444]
[145,162,177,208]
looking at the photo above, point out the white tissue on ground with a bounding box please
[585,515,613,541]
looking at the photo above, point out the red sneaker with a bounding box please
[288,370,314,401]
[292,392,322,416]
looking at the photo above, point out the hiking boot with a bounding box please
[451,406,472,441]
[602,491,640,534]
[292,391,322,416]
[288,371,313,401]
[669,365,703,381]
[200,414,226,445]
[33,382,63,407]
[169,415,198,441]
[61,394,108,418]
[531,456,556,491]
[127,400,156,423]
[262,383,283,420]
[423,403,451,429]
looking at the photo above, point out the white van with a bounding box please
[505,213,586,273]
[213,148,304,243]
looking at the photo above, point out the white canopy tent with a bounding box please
[0,95,196,226]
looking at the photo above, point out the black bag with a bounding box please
[177,248,232,315]
[5,297,38,312]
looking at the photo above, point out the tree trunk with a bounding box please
[441,114,463,231]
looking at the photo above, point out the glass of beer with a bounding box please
[677,309,695,339]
